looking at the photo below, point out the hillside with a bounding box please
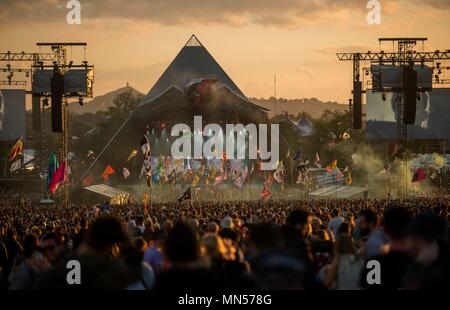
[250,97,348,119]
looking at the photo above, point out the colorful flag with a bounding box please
[7,137,23,161]
[178,187,191,203]
[192,175,200,187]
[49,160,67,194]
[46,153,59,191]
[127,149,138,161]
[140,135,152,187]
[412,168,426,183]
[123,167,130,179]
[101,165,115,181]
[82,174,94,187]
[261,184,272,200]
[326,160,337,172]
[293,149,301,161]
[392,144,401,157]
[346,171,353,186]
[273,162,285,183]
[143,192,149,211]
[9,159,21,172]
[214,175,223,186]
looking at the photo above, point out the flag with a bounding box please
[346,171,353,185]
[82,174,94,187]
[46,153,59,191]
[351,153,358,165]
[178,187,191,203]
[214,175,223,185]
[101,165,115,181]
[336,168,344,180]
[192,174,200,187]
[412,168,426,183]
[7,137,23,161]
[49,160,68,194]
[341,132,350,140]
[293,149,301,161]
[9,159,21,173]
[265,174,274,186]
[140,135,152,187]
[326,160,337,171]
[261,184,272,199]
[392,144,401,157]
[127,149,138,161]
[123,167,130,179]
[143,193,149,211]
[273,161,285,183]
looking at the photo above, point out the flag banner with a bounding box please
[143,192,149,211]
[273,162,285,183]
[122,167,130,179]
[82,174,94,187]
[346,171,353,185]
[412,167,426,183]
[392,144,401,157]
[46,153,59,191]
[140,135,152,187]
[9,159,21,172]
[341,132,350,140]
[127,149,138,161]
[326,160,337,171]
[49,160,67,194]
[293,149,301,161]
[178,187,191,203]
[351,153,358,165]
[101,165,115,181]
[7,136,23,161]
[214,175,223,186]
[261,184,272,199]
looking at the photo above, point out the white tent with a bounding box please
[84,184,130,205]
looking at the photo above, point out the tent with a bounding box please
[84,184,130,205]
[133,35,267,123]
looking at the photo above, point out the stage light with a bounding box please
[382,93,386,101]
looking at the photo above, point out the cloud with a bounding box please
[0,0,376,28]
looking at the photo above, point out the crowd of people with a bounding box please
[0,192,448,290]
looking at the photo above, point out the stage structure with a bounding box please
[337,37,450,198]
[81,35,268,184]
[0,43,94,206]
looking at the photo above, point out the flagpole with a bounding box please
[19,154,24,205]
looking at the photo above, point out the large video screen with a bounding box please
[0,89,26,141]
[366,88,450,140]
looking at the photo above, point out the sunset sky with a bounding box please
[1,0,450,104]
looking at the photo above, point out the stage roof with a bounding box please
[84,184,129,199]
[309,185,369,199]
[138,35,248,107]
